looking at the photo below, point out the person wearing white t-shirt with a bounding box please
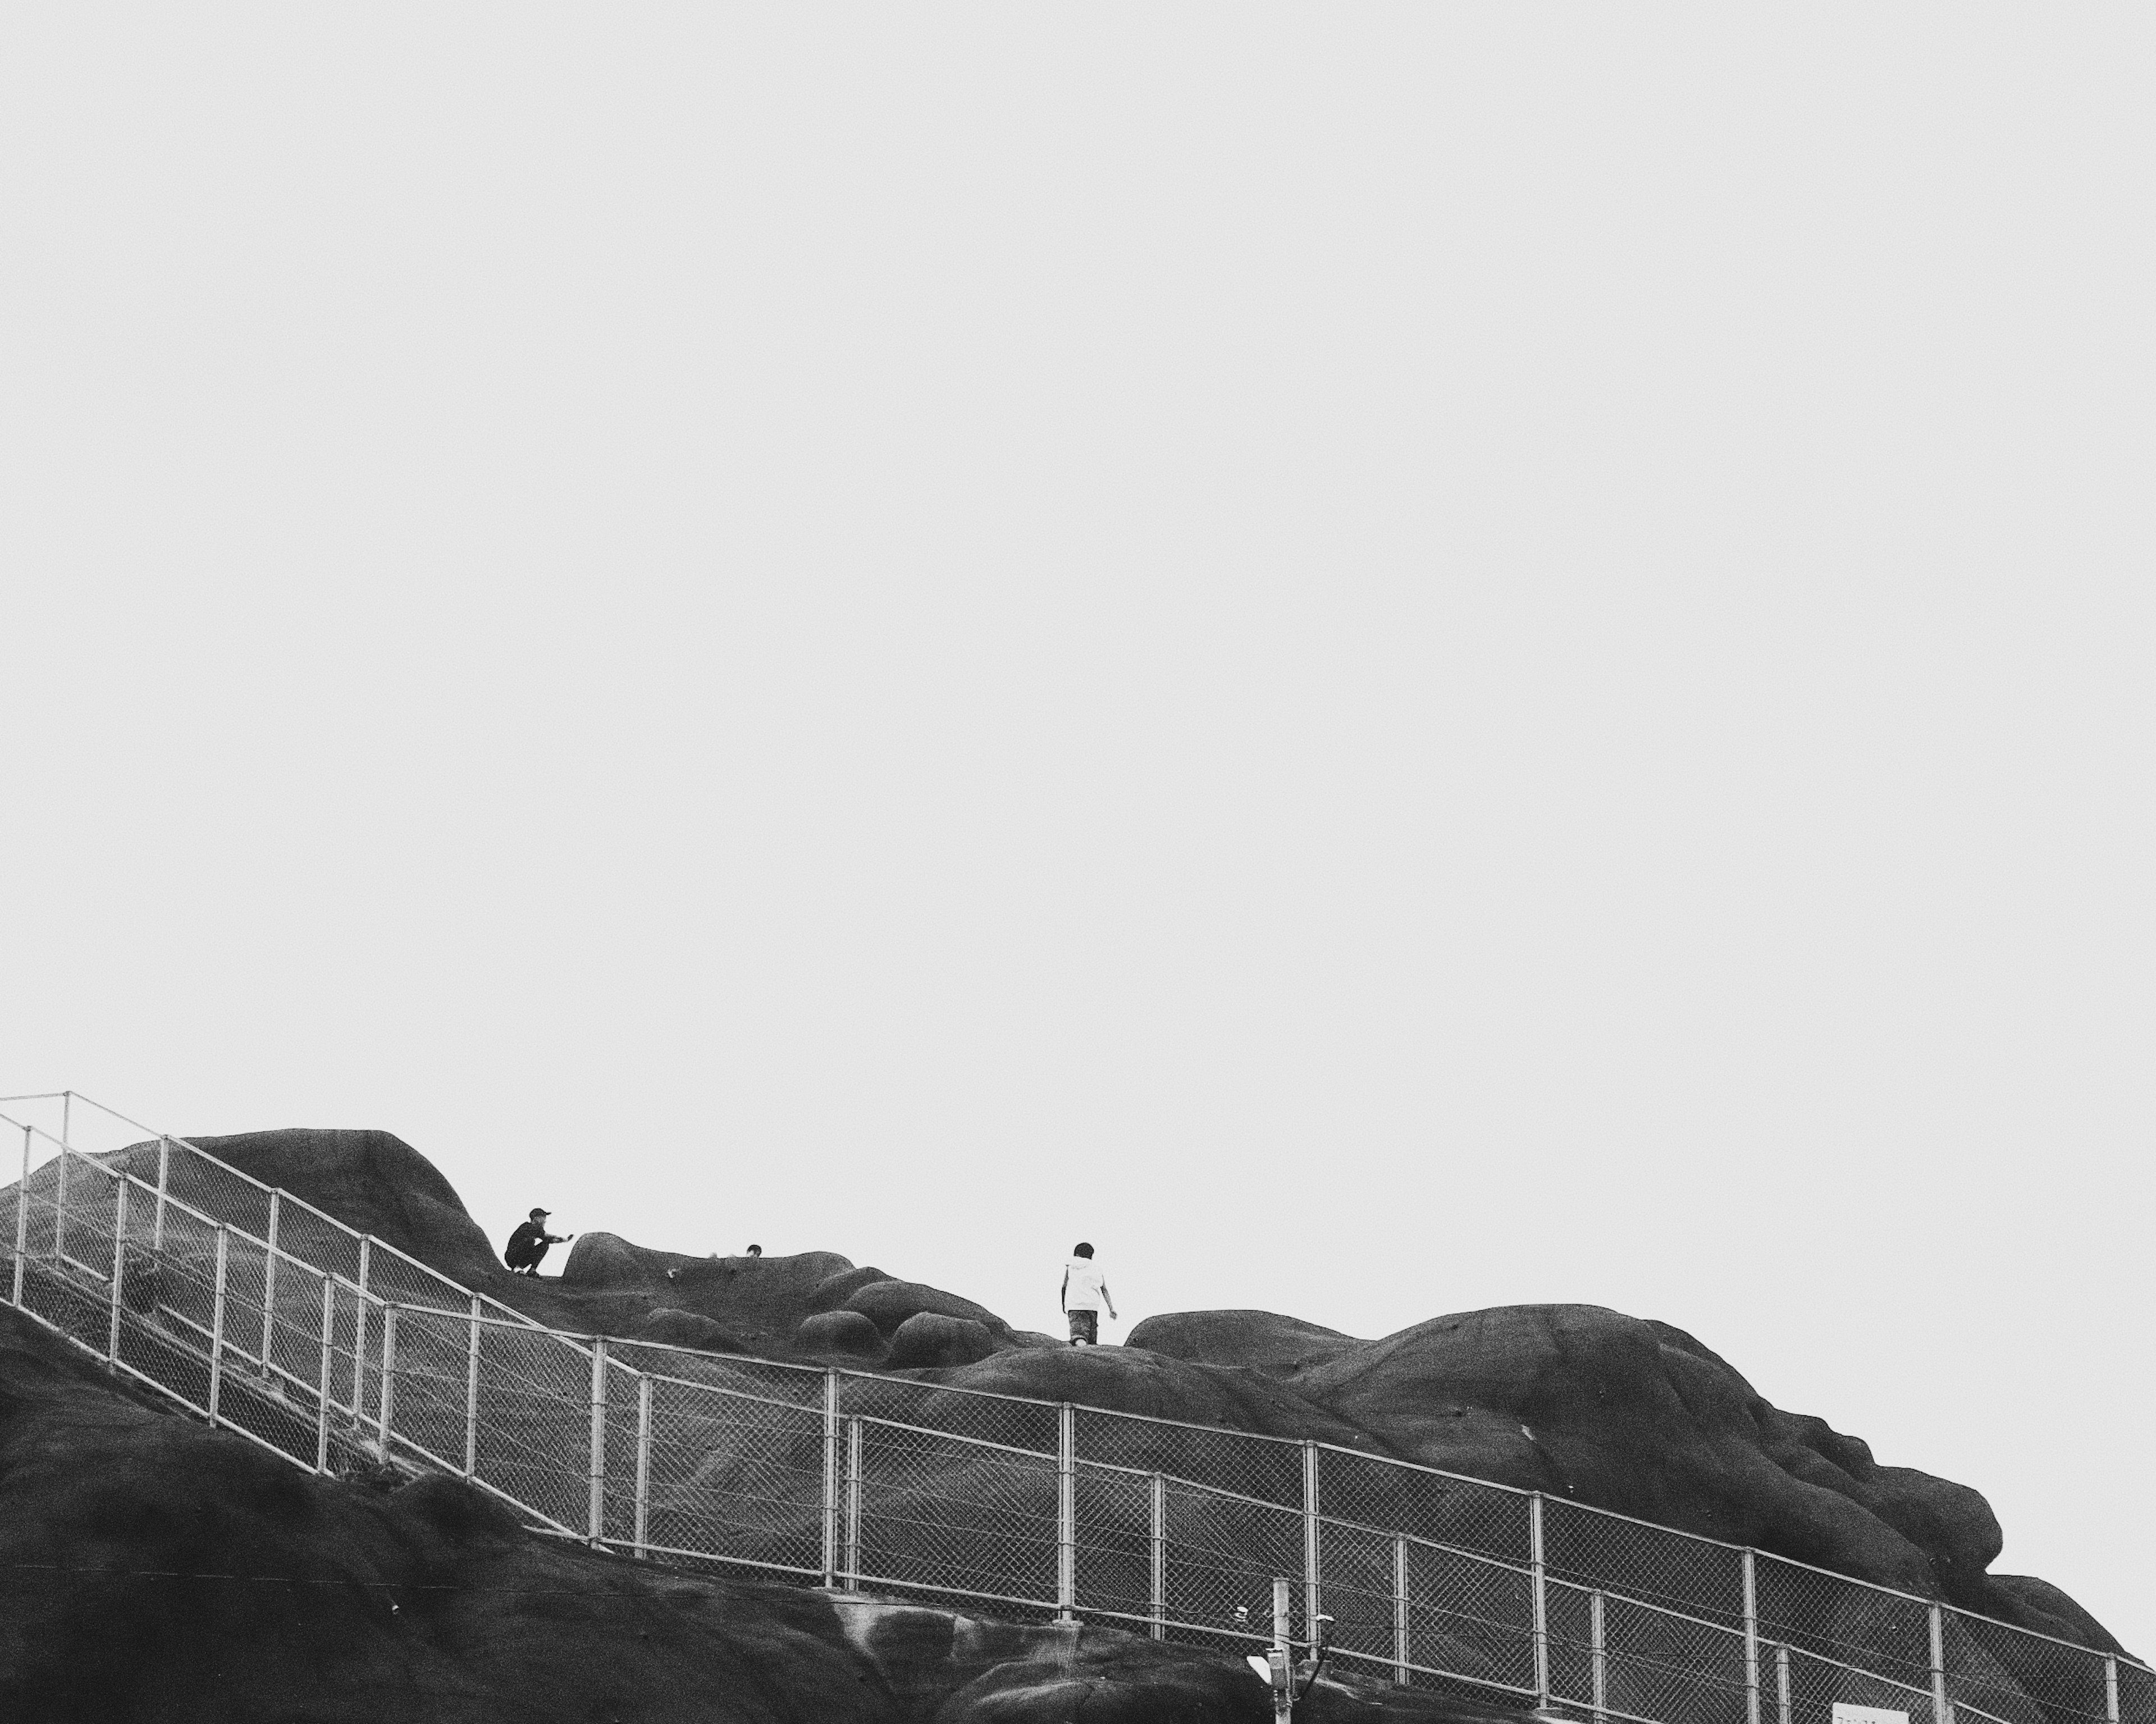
[1060,1242,1116,1346]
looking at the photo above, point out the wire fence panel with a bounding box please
[1754,1553,1936,1695]
[852,1420,1060,1612]
[1315,1518,1404,1671]
[1319,1444,1535,1563]
[162,1145,275,1245]
[636,1376,825,1574]
[845,1376,1060,1458]
[1072,1406,1305,1513]
[1548,1499,1750,1631]
[1564,1584,1753,1724]
[1155,1476,1305,1648]
[1071,1459,1157,1626]
[1403,1535,1537,1699]
[1945,1610,2110,1724]
[470,1321,592,1533]
[609,1340,824,1409]
[2119,1660,2156,1724]
[1771,1642,1942,1724]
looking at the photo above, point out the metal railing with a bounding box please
[0,1094,2144,1724]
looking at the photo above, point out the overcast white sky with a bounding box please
[3,3,2152,1656]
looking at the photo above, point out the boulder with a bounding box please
[636,1308,750,1354]
[1127,1309,1363,1374]
[887,1313,995,1370]
[560,1231,651,1289]
[797,1309,884,1358]
[846,1279,1008,1337]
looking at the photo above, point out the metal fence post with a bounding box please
[107,1178,129,1361]
[1743,1548,1761,1724]
[53,1145,68,1265]
[588,1337,610,1547]
[2107,1658,2121,1724]
[1930,1603,1950,1724]
[1392,1534,1410,1684]
[261,1193,280,1368]
[1057,1403,1076,1622]
[1591,1590,1608,1724]
[12,1123,28,1305]
[821,1371,840,1586]
[464,1297,481,1478]
[1302,1442,1322,1643]
[633,1373,652,1559]
[378,1305,399,1455]
[60,1090,70,1151]
[1529,1492,1551,1708]
[1272,1575,1295,1724]
[154,1136,170,1250]
[316,1275,335,1473]
[350,1239,371,1411]
[1151,1473,1167,1640]
[843,1416,863,1589]
[208,1225,229,1426]
[1776,1645,1792,1724]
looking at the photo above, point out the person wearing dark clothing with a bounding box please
[504,1208,572,1276]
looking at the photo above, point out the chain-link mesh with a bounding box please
[1945,1607,2112,1724]
[1550,1499,1750,1630]
[1555,1580,1753,1724]
[1763,1641,1942,1724]
[1073,1406,1305,1511]
[634,1373,826,1575]
[1318,1444,1534,1560]
[1400,1531,1537,1697]
[848,1417,1061,1611]
[1152,1474,1305,1648]
[844,1374,1061,1457]
[468,1321,595,1533]
[2117,1659,2156,1724]
[1753,1552,1936,1694]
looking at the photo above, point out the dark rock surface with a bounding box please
[99,1129,2131,1661]
[0,1304,1512,1724]
[885,1311,996,1369]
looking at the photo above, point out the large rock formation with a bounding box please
[0,1302,1510,1723]
[98,1129,2129,1665]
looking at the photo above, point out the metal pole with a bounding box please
[843,1416,863,1589]
[154,1136,170,1251]
[633,1373,652,1559]
[107,1178,129,1361]
[1930,1603,1950,1724]
[316,1276,335,1472]
[1393,1534,1410,1684]
[1302,1441,1322,1647]
[1776,1645,1792,1724]
[2107,1658,2121,1724]
[60,1091,70,1151]
[1151,1473,1167,1640]
[821,1371,840,1586]
[1743,1549,1761,1724]
[208,1225,229,1426]
[53,1146,68,1265]
[351,1241,373,1414]
[260,1194,280,1368]
[378,1305,399,1455]
[13,1123,30,1305]
[588,1337,609,1547]
[1592,1591,1608,1724]
[1056,1403,1076,1622]
[1272,1575,1295,1724]
[1529,1493,1551,1708]
[464,1297,481,1478]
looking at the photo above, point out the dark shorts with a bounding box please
[1067,1310,1098,1345]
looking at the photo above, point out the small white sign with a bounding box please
[1833,1705,1910,1724]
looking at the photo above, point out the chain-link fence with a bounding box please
[4,1100,2148,1724]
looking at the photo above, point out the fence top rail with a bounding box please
[22,1092,2151,1682]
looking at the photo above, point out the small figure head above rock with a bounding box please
[1072,1242,1093,1259]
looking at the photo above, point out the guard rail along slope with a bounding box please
[1,1093,2143,1724]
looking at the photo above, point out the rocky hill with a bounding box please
[13,1124,2121,1722]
